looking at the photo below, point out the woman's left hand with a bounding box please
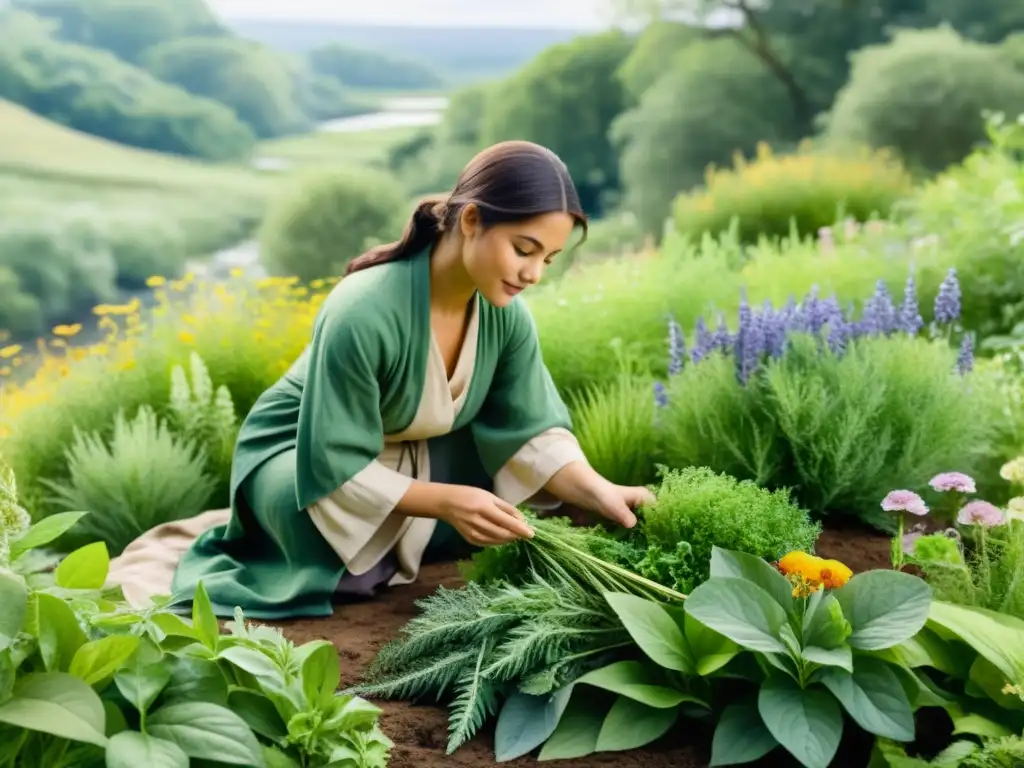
[590,482,655,529]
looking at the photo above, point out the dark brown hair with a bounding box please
[344,140,587,275]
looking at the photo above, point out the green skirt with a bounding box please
[171,431,485,620]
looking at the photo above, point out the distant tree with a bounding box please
[480,31,635,214]
[308,43,443,90]
[615,19,699,99]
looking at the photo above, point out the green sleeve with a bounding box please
[471,299,574,476]
[294,291,387,510]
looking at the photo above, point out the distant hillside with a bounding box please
[221,21,586,82]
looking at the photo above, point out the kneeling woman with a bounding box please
[108,140,654,619]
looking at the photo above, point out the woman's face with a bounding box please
[459,206,577,308]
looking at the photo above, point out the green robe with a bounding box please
[170,247,574,619]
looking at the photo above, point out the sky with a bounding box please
[208,0,612,27]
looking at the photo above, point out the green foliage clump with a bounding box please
[260,168,406,282]
[481,30,634,213]
[0,10,255,161]
[40,405,216,555]
[827,26,1024,174]
[662,334,998,529]
[672,142,912,245]
[626,467,821,592]
[307,41,443,91]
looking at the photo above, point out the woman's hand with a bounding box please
[588,482,655,529]
[438,485,536,547]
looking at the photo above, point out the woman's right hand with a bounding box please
[438,485,535,546]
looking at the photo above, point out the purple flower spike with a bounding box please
[865,280,898,335]
[957,334,974,375]
[653,381,668,408]
[691,316,712,364]
[929,472,976,494]
[712,314,732,352]
[736,311,765,385]
[934,268,961,325]
[899,274,923,335]
[882,490,929,517]
[668,314,686,376]
[957,500,1005,527]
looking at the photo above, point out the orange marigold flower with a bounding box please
[818,559,852,589]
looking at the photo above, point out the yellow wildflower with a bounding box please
[0,345,21,359]
[179,331,196,345]
[777,551,852,596]
[1007,497,1024,521]
[145,276,167,287]
[1000,457,1024,485]
[817,559,852,590]
[52,323,82,337]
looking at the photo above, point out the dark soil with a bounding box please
[272,523,897,768]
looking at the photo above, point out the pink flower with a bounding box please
[957,500,1005,527]
[929,472,976,494]
[882,490,929,516]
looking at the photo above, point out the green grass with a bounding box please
[256,125,423,172]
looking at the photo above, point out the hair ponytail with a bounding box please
[344,195,448,276]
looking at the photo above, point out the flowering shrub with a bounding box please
[0,272,334,517]
[655,271,999,528]
[672,141,912,245]
[886,470,1024,620]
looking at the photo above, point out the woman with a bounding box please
[108,140,654,619]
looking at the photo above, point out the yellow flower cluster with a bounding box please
[0,269,337,504]
[1000,456,1024,485]
[777,551,853,597]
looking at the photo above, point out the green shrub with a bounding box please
[826,26,1024,173]
[260,168,406,282]
[896,114,1024,340]
[625,466,821,593]
[656,280,998,528]
[40,405,216,555]
[672,142,912,244]
[567,348,661,487]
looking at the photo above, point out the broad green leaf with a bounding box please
[758,677,843,768]
[147,701,263,765]
[819,657,915,741]
[69,635,139,685]
[494,686,575,763]
[161,655,228,707]
[0,653,14,701]
[26,591,87,671]
[595,695,677,752]
[229,689,288,742]
[710,701,778,766]
[803,645,853,672]
[0,570,27,652]
[950,710,1014,740]
[709,547,794,612]
[9,512,87,559]
[218,645,280,680]
[104,699,128,737]
[0,671,107,747]
[191,582,221,652]
[297,640,340,706]
[834,571,931,650]
[927,601,1024,684]
[888,627,965,676]
[115,650,172,715]
[802,593,851,650]
[54,541,109,590]
[263,745,303,768]
[967,655,1024,710]
[150,613,198,640]
[684,577,788,653]
[604,592,693,672]
[576,660,704,708]
[681,610,740,676]
[537,692,607,761]
[106,730,189,768]
[322,694,383,733]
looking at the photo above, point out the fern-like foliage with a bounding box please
[350,569,629,754]
[169,351,238,480]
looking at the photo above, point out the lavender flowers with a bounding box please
[653,268,967,404]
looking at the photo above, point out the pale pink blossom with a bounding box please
[882,490,929,517]
[957,500,1005,527]
[929,472,976,494]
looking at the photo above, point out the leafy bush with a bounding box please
[40,405,216,555]
[672,142,912,244]
[657,278,998,529]
[1,275,330,518]
[260,169,406,282]
[625,467,821,592]
[826,26,1024,173]
[0,456,392,767]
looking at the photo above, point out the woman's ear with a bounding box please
[459,203,481,240]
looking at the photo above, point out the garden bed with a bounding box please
[273,524,893,768]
